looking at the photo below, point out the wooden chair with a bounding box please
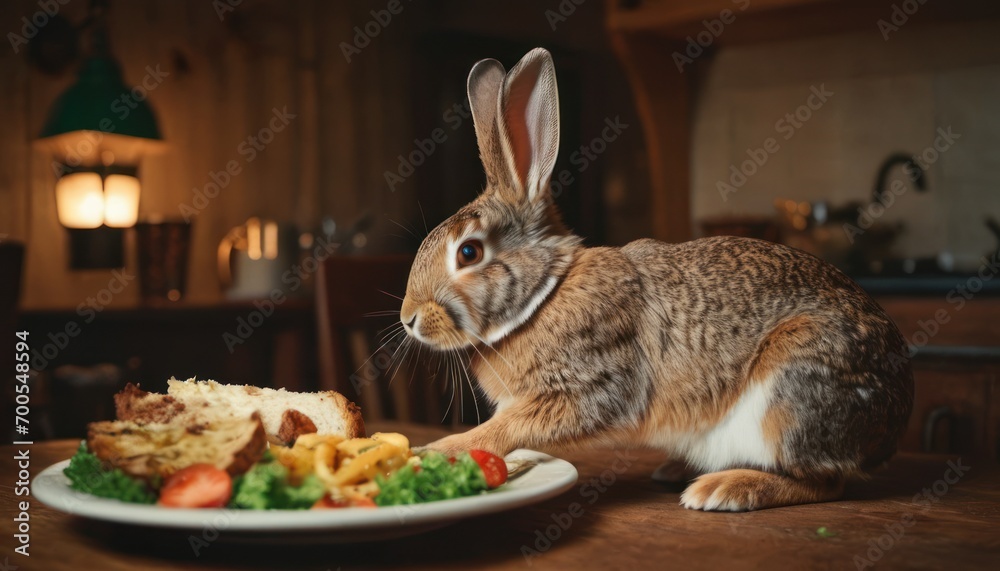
[315,255,453,425]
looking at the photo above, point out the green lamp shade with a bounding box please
[40,54,162,140]
[37,54,164,166]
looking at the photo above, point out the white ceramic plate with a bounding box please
[32,449,577,543]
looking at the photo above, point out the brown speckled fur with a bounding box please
[403,48,914,511]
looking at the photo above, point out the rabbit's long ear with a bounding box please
[467,58,507,188]
[497,48,560,203]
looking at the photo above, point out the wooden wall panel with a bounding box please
[23,0,88,308]
[3,0,651,311]
[293,0,320,230]
[0,1,31,247]
[0,0,418,310]
[317,0,361,230]
[878,297,1000,347]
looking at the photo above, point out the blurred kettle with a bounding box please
[218,217,299,300]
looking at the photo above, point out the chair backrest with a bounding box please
[0,241,24,318]
[315,255,452,424]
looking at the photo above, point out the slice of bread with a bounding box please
[115,378,365,445]
[87,413,266,479]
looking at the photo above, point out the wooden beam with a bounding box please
[607,0,1000,43]
[607,0,830,33]
[608,32,693,243]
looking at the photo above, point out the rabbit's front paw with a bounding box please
[681,470,756,511]
[680,469,844,511]
[422,434,473,457]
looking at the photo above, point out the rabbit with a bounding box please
[399,47,914,511]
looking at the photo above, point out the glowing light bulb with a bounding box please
[55,172,104,228]
[103,174,140,227]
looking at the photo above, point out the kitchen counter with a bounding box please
[854,275,1000,297]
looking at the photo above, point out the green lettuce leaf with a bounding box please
[374,451,488,506]
[229,453,326,510]
[62,442,157,504]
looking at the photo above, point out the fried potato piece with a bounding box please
[275,432,412,495]
[274,433,344,484]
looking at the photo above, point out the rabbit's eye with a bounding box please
[457,239,484,268]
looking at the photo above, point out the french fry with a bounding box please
[336,438,378,457]
[314,442,339,488]
[330,443,393,486]
[272,445,311,483]
[371,432,409,451]
[281,432,412,495]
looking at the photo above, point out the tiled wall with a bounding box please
[692,21,1000,270]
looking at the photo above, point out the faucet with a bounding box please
[874,153,926,203]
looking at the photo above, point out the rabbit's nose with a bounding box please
[402,311,420,336]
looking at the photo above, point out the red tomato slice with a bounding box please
[158,464,232,508]
[312,496,349,509]
[351,497,377,508]
[469,450,508,488]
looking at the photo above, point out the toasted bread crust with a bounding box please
[115,380,366,442]
[114,383,186,424]
[226,416,268,476]
[326,390,366,438]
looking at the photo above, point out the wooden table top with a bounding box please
[3,422,999,570]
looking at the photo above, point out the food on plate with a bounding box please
[232,432,506,508]
[469,449,509,488]
[63,442,157,504]
[374,450,501,506]
[63,380,510,510]
[228,449,328,510]
[114,377,365,445]
[86,413,267,479]
[158,464,233,508]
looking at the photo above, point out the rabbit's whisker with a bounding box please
[469,331,516,370]
[466,336,515,399]
[447,331,481,426]
[386,336,412,382]
[365,310,402,317]
[417,201,430,237]
[384,332,410,378]
[387,336,414,386]
[455,352,466,424]
[377,289,405,302]
[407,343,423,388]
[440,358,456,424]
[376,328,403,348]
[387,217,419,239]
[432,347,445,383]
[376,322,404,341]
[426,347,459,424]
[461,353,482,426]
[448,351,463,423]
[354,327,406,376]
[385,339,403,387]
